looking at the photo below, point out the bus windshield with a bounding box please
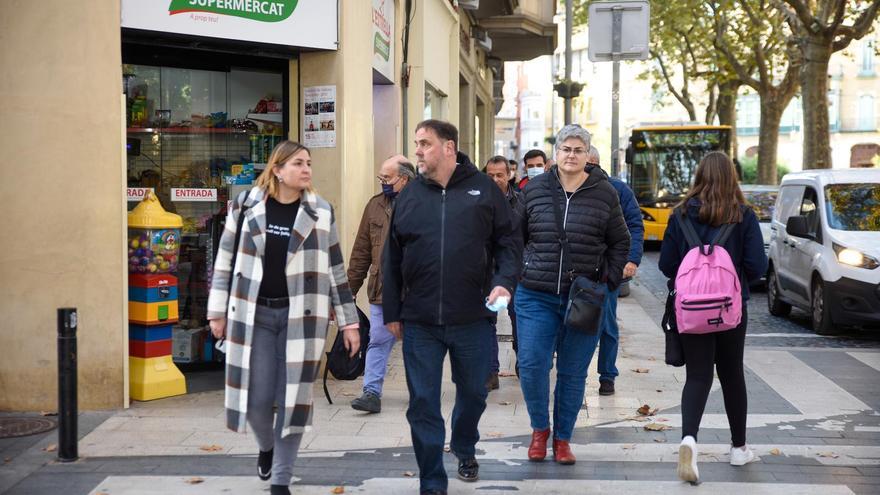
[628,129,729,206]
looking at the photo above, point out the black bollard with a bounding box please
[57,308,78,462]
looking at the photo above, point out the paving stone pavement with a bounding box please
[2,256,879,494]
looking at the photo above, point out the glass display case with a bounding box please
[124,64,284,358]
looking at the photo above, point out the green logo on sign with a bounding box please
[169,0,299,23]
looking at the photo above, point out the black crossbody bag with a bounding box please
[551,187,606,335]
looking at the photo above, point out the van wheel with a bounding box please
[767,268,791,317]
[811,278,839,336]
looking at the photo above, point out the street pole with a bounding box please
[57,308,78,462]
[564,0,573,125]
[610,6,622,177]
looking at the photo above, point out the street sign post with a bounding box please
[588,1,650,177]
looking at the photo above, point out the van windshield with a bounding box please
[824,183,880,231]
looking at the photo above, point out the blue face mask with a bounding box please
[382,183,398,198]
[527,167,543,179]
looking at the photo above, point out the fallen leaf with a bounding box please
[3,457,11,464]
[769,448,781,455]
[648,356,656,361]
[43,444,57,452]
[199,445,223,452]
[817,452,839,459]
[498,371,517,377]
[498,401,512,406]
[332,486,345,494]
[40,411,57,417]
[622,444,636,450]
[656,389,663,393]
[403,471,415,477]
[653,438,667,443]
[486,431,503,438]
[631,368,650,374]
[637,404,651,415]
[185,477,205,485]
[644,423,671,431]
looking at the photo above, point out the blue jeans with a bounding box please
[514,284,600,441]
[402,319,494,492]
[597,286,621,383]
[362,304,397,397]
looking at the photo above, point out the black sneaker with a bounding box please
[457,457,480,482]
[351,391,381,413]
[485,372,500,391]
[257,448,273,480]
[599,380,615,396]
[270,485,291,495]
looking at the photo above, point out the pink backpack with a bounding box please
[673,213,742,334]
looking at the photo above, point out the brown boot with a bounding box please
[527,428,550,461]
[553,438,576,465]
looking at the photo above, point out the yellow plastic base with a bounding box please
[129,355,186,401]
[129,300,179,325]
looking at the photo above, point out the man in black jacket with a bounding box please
[383,120,520,495]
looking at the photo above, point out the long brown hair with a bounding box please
[678,151,745,226]
[254,140,313,199]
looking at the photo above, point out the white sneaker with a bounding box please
[677,436,699,483]
[729,445,755,466]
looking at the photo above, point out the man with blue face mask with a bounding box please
[517,149,548,191]
[347,155,415,413]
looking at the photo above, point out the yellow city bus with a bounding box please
[624,124,732,241]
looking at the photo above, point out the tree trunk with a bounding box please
[717,81,741,158]
[757,97,784,184]
[800,37,833,169]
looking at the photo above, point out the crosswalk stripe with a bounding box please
[475,441,880,466]
[848,352,880,373]
[88,476,857,495]
[744,350,870,415]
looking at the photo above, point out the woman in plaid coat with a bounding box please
[207,141,360,495]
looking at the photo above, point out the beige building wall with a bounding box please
[0,1,126,410]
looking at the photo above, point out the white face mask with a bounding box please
[527,167,543,179]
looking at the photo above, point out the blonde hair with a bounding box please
[255,140,313,199]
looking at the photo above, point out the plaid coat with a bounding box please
[207,186,358,437]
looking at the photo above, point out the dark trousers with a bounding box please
[680,306,748,447]
[402,319,494,492]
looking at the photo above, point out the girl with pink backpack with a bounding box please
[658,152,768,484]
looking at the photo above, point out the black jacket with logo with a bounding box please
[383,153,521,325]
[518,165,631,294]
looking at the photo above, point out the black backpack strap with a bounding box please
[678,210,703,250]
[323,362,333,404]
[229,200,250,279]
[711,223,736,248]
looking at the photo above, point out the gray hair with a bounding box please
[587,145,600,164]
[555,124,592,150]
[397,159,416,180]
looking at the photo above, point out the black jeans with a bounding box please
[679,306,748,447]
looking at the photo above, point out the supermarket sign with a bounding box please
[122,0,337,49]
[171,188,218,202]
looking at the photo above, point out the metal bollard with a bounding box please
[57,308,78,462]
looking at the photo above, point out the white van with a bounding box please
[766,169,880,335]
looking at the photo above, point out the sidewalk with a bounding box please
[3,283,879,494]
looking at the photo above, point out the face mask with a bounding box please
[527,167,543,179]
[381,183,398,198]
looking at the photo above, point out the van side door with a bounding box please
[772,184,805,304]
[785,186,824,306]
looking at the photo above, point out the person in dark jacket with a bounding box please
[383,120,520,494]
[515,125,630,466]
[484,155,524,390]
[347,155,415,414]
[658,151,767,484]
[585,146,644,396]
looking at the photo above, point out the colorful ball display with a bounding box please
[127,229,180,274]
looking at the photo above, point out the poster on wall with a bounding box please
[121,0,337,49]
[372,0,395,83]
[303,86,337,148]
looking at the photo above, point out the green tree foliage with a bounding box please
[738,155,790,184]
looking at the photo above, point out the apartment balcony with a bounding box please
[466,0,557,61]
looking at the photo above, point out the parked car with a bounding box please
[766,169,880,335]
[741,184,779,286]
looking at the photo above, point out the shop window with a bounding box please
[124,63,284,343]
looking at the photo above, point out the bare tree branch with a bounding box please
[827,0,847,33]
[782,0,819,33]
[831,0,880,51]
[650,49,696,117]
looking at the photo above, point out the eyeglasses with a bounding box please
[376,175,400,185]
[559,147,587,156]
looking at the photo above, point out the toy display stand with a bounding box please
[127,191,186,401]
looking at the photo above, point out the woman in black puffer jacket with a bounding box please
[515,124,630,465]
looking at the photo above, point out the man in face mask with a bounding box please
[517,149,548,191]
[347,155,416,413]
